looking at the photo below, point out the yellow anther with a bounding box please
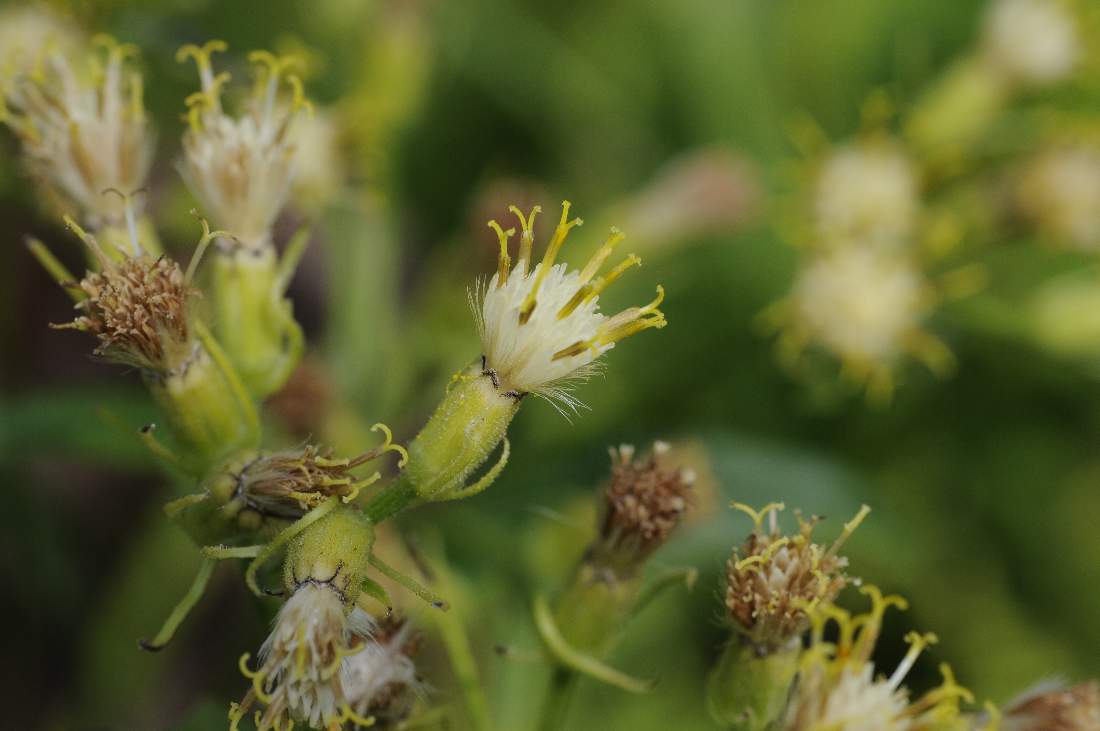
[551,338,596,362]
[826,504,870,558]
[733,554,766,572]
[518,201,583,324]
[509,204,541,267]
[92,34,139,62]
[286,75,313,116]
[238,653,274,704]
[759,536,790,563]
[341,472,382,504]
[339,703,376,727]
[176,40,228,69]
[488,220,515,285]
[578,227,626,285]
[586,254,642,301]
[128,72,145,123]
[730,501,786,529]
[371,422,409,467]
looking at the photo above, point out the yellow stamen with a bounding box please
[238,652,274,704]
[595,286,667,346]
[509,204,541,269]
[370,422,409,468]
[518,201,583,325]
[730,501,786,529]
[826,504,870,558]
[339,704,376,727]
[733,554,766,572]
[889,631,937,688]
[129,72,144,123]
[578,227,626,285]
[488,220,515,285]
[585,254,642,302]
[176,40,228,94]
[286,75,313,116]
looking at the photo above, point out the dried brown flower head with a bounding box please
[1004,680,1100,731]
[228,425,409,521]
[724,502,868,649]
[54,226,196,372]
[594,441,694,571]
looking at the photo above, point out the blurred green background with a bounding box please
[1,0,1098,729]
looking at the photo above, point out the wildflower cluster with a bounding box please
[7,3,1096,731]
[766,0,1090,400]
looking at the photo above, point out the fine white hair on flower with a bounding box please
[234,583,376,731]
[814,142,918,251]
[0,5,81,80]
[1,34,153,226]
[176,41,310,249]
[342,611,424,724]
[472,200,666,412]
[982,0,1079,86]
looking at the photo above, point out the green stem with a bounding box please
[363,476,419,523]
[539,667,579,731]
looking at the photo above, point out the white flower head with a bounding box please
[814,142,918,251]
[792,247,929,365]
[474,201,666,410]
[177,42,310,249]
[234,583,375,731]
[782,587,973,731]
[983,0,1079,86]
[1,35,153,226]
[1018,146,1100,250]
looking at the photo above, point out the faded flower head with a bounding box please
[1,35,153,226]
[235,506,378,730]
[814,142,918,250]
[982,0,1079,86]
[781,586,973,731]
[1018,146,1100,251]
[52,218,196,373]
[234,585,376,731]
[594,441,694,570]
[724,502,867,649]
[178,41,311,249]
[225,424,408,522]
[343,615,424,727]
[1003,680,1100,731]
[474,201,666,410]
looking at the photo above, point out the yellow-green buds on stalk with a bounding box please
[367,202,668,523]
[1,35,155,253]
[177,41,310,398]
[235,505,377,731]
[1002,680,1100,731]
[48,217,258,472]
[779,587,972,731]
[707,503,868,731]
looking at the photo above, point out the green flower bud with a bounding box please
[283,504,375,602]
[706,637,800,731]
[206,242,304,399]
